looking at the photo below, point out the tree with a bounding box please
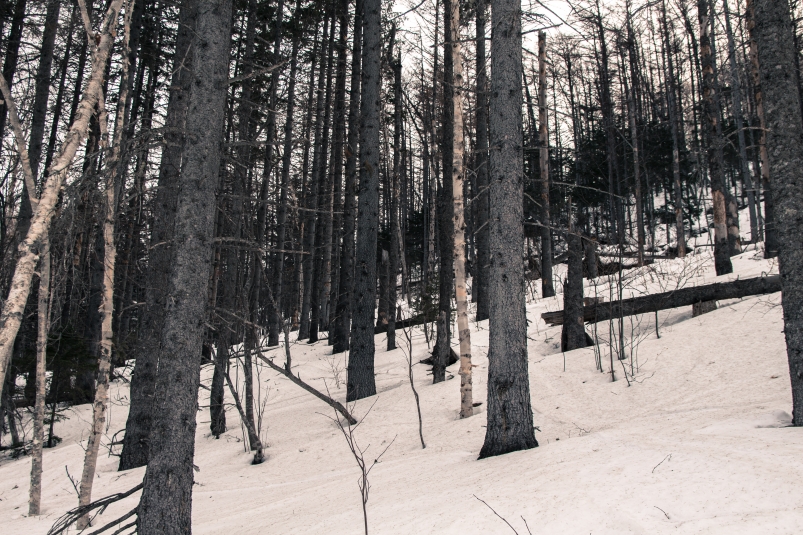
[698,0,733,276]
[119,0,198,471]
[538,31,555,297]
[474,0,490,322]
[347,0,381,402]
[752,0,803,425]
[0,0,125,401]
[448,0,472,418]
[136,0,233,532]
[479,0,538,459]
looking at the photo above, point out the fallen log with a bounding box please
[541,274,781,326]
[374,314,428,334]
[254,350,357,425]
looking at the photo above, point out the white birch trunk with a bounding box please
[28,234,50,516]
[77,4,130,526]
[450,0,472,419]
[0,0,125,393]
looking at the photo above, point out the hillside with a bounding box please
[2,249,801,534]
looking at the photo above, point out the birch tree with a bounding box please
[0,0,126,393]
[448,0,472,419]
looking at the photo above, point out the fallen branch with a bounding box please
[48,483,142,535]
[541,274,781,326]
[254,350,357,425]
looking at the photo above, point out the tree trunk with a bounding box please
[480,0,538,458]
[753,0,803,425]
[309,14,336,343]
[474,0,490,322]
[28,236,49,516]
[300,14,331,340]
[661,0,686,258]
[698,0,733,275]
[434,0,456,384]
[332,0,362,353]
[346,0,381,402]
[723,0,759,244]
[269,1,301,347]
[562,229,588,351]
[119,0,197,471]
[448,0,472,418]
[77,7,132,524]
[387,28,401,352]
[538,31,555,297]
[746,0,778,258]
[137,1,232,532]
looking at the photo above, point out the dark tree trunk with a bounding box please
[746,0,779,258]
[562,231,588,351]
[300,14,330,340]
[0,0,25,153]
[346,0,381,402]
[434,0,455,384]
[27,0,60,182]
[119,1,197,472]
[328,0,350,338]
[210,337,228,437]
[387,29,401,351]
[479,0,538,459]
[332,0,362,354]
[538,31,555,298]
[698,0,733,275]
[309,16,336,343]
[474,0,490,322]
[269,1,301,347]
[753,0,803,425]
[136,1,232,533]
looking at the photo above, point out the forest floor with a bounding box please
[2,244,802,534]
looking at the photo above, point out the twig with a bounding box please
[521,516,533,535]
[48,484,143,535]
[222,367,265,464]
[85,507,137,535]
[652,453,671,473]
[473,494,520,534]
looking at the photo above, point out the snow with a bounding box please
[2,248,802,534]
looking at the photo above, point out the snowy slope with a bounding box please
[1,249,801,534]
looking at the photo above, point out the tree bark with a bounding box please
[434,0,456,384]
[136,1,232,532]
[480,0,538,458]
[746,0,778,258]
[346,0,381,402]
[753,0,803,425]
[119,0,197,471]
[28,235,49,516]
[474,0,490,322]
[269,0,301,347]
[447,0,472,418]
[698,0,733,275]
[332,0,362,354]
[542,274,781,325]
[538,31,555,297]
[78,6,132,524]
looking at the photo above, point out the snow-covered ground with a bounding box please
[2,246,801,534]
